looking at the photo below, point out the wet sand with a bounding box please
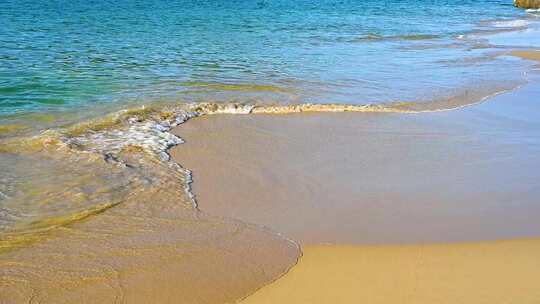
[171,70,540,301]
[245,240,540,304]
[1,187,299,304]
[171,80,540,244]
[0,141,299,303]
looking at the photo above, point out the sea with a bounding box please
[1,0,540,302]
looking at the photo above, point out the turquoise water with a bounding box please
[1,2,540,300]
[1,0,539,119]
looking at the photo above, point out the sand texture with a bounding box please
[245,240,540,304]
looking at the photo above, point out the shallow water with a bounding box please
[0,106,300,303]
[1,0,540,120]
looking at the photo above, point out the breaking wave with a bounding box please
[491,19,532,28]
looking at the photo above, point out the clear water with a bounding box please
[1,0,539,119]
[1,2,540,301]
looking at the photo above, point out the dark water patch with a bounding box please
[350,33,441,43]
[179,81,290,93]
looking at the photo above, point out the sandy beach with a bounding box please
[245,240,540,304]
[1,0,540,297]
[0,51,538,303]
[169,52,540,303]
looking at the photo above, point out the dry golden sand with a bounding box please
[244,240,540,304]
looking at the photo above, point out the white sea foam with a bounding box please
[491,19,531,28]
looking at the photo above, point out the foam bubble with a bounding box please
[491,19,531,28]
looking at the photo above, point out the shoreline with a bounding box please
[171,72,540,244]
[170,50,540,302]
[1,50,540,302]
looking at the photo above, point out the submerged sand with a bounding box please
[0,116,300,304]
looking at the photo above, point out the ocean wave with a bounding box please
[490,19,531,28]
[455,27,531,43]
